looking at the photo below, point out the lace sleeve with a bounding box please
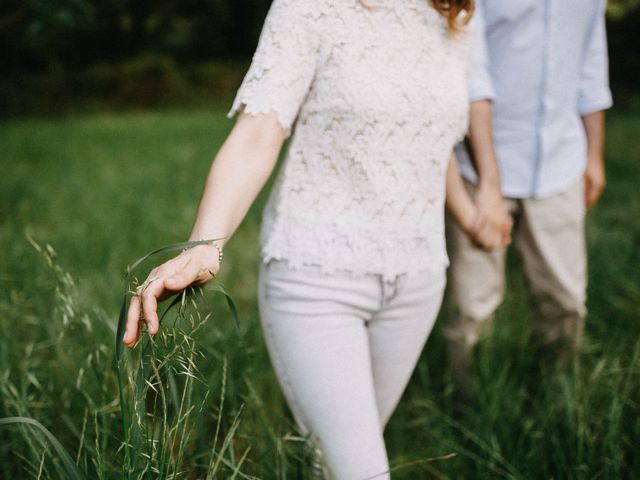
[228,0,318,136]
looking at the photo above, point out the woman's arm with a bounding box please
[189,112,286,242]
[123,112,286,347]
[445,152,511,250]
[446,152,477,234]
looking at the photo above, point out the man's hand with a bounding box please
[584,153,606,210]
[462,100,512,249]
[470,182,512,250]
[581,110,606,210]
[446,152,511,251]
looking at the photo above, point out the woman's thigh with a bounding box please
[258,261,391,480]
[368,269,446,427]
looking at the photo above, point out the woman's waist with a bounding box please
[267,182,445,220]
[259,214,448,281]
[262,211,444,248]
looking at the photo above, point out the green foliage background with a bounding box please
[0,0,639,115]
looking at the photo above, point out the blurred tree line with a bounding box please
[0,0,638,114]
[0,0,272,72]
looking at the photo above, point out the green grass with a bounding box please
[1,106,639,478]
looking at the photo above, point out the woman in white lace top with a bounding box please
[230,0,471,279]
[124,0,504,477]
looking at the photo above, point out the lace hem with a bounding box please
[260,213,449,281]
[227,100,294,137]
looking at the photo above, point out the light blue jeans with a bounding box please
[258,260,446,479]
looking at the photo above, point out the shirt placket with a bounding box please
[532,0,552,197]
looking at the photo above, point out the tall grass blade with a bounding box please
[0,416,86,480]
[209,283,240,332]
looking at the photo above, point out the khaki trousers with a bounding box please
[444,179,587,375]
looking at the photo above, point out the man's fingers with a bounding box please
[501,220,513,245]
[585,170,606,210]
[587,184,604,210]
[469,214,485,239]
[483,218,501,247]
[475,214,512,251]
[585,176,593,209]
[474,225,498,251]
[586,185,595,209]
[502,217,513,245]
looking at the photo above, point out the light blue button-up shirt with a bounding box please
[456,0,613,198]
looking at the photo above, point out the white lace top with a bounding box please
[229,0,470,279]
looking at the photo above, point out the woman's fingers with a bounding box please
[472,209,514,251]
[139,263,209,332]
[123,294,142,346]
[480,230,501,251]
[474,217,505,251]
[123,250,220,348]
[140,277,166,336]
[122,271,171,348]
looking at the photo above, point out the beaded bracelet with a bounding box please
[210,241,224,264]
[183,240,224,264]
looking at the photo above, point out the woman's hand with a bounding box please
[122,244,221,348]
[121,111,285,348]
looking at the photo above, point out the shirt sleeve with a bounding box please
[577,0,613,115]
[228,0,318,136]
[468,0,496,102]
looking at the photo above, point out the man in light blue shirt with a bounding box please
[445,0,613,380]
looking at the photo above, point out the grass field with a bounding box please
[1,104,639,479]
